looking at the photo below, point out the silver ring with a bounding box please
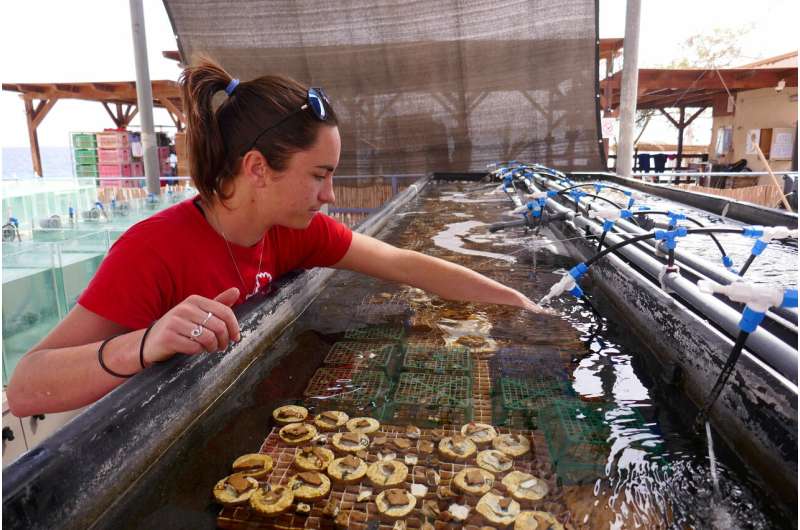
[191,324,204,338]
[200,311,214,327]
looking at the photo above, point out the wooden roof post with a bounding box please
[23,97,57,177]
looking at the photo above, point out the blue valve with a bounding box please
[602,219,615,232]
[94,201,105,211]
[667,210,686,227]
[739,307,766,333]
[622,191,635,209]
[568,189,586,204]
[722,255,734,268]
[594,183,604,195]
[569,262,588,280]
[654,226,689,250]
[742,226,764,238]
[783,289,798,308]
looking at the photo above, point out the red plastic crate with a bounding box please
[99,164,132,178]
[97,132,130,149]
[157,146,170,161]
[97,148,131,165]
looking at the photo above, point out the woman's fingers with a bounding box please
[186,306,231,352]
[190,295,241,342]
[185,319,219,353]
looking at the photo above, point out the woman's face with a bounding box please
[269,125,341,229]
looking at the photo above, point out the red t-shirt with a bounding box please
[78,197,353,330]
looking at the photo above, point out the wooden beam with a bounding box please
[158,97,185,128]
[658,108,680,129]
[101,101,123,128]
[24,99,44,177]
[604,67,797,92]
[30,98,57,129]
[683,106,707,128]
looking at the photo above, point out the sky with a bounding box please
[0,0,797,154]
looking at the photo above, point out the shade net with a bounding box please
[164,0,603,174]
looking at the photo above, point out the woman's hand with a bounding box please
[518,296,558,315]
[143,287,241,364]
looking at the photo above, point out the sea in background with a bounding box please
[2,147,74,179]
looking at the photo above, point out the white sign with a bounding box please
[745,129,760,155]
[770,128,795,160]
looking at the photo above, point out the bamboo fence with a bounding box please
[677,183,788,209]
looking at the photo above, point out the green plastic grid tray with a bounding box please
[381,372,472,428]
[498,375,568,411]
[491,374,570,429]
[344,324,405,342]
[541,398,610,484]
[304,367,391,411]
[324,341,398,370]
[402,342,472,374]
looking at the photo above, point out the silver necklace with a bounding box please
[206,202,265,294]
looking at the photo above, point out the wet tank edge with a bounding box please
[578,172,799,228]
[0,177,432,530]
[548,218,799,521]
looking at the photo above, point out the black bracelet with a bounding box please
[98,334,137,378]
[139,323,156,369]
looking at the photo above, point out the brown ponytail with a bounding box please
[178,55,338,203]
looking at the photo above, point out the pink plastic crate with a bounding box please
[131,161,144,176]
[99,164,132,178]
[97,148,131,165]
[97,132,130,149]
[157,146,170,161]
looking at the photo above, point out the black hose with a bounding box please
[597,231,607,252]
[738,254,757,277]
[585,227,743,268]
[488,218,530,233]
[694,330,750,431]
[633,210,731,264]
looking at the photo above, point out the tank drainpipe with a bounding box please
[129,0,160,196]
[616,0,642,179]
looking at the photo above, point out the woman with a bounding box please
[6,58,548,417]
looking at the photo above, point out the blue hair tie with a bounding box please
[225,78,240,96]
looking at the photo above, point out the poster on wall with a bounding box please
[715,127,732,156]
[745,129,760,155]
[770,128,795,160]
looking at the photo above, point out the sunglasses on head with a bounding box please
[241,87,330,156]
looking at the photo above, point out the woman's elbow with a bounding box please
[6,383,37,418]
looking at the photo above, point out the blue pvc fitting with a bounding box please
[568,285,584,299]
[637,205,651,211]
[654,227,688,250]
[95,201,105,210]
[722,255,734,268]
[602,220,615,232]
[782,289,798,308]
[9,216,19,227]
[627,198,635,209]
[739,306,766,333]
[751,239,768,256]
[620,209,633,219]
[594,184,603,194]
[569,262,589,280]
[667,210,685,227]
[742,226,764,238]
[547,191,558,198]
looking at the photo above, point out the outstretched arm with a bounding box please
[333,232,549,313]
